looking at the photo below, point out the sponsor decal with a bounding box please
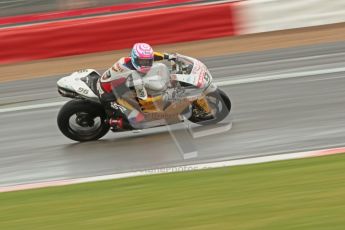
[110,102,127,113]
[137,88,146,98]
[192,62,201,74]
[112,63,124,72]
[148,112,180,119]
[197,70,206,88]
[102,70,111,80]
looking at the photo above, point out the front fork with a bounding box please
[194,82,218,114]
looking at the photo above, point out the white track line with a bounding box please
[1,147,344,193]
[0,101,66,113]
[1,66,345,114]
[216,66,345,86]
[212,52,345,71]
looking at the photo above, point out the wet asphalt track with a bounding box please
[0,42,345,187]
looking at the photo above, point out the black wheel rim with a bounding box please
[68,112,103,136]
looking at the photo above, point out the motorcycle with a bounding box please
[56,55,231,142]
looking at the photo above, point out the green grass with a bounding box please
[1,154,345,230]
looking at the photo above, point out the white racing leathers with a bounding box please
[97,58,172,128]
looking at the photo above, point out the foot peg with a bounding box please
[109,117,134,131]
[109,117,123,129]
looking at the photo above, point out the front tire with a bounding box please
[189,89,231,125]
[57,100,110,142]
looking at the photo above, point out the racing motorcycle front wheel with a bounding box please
[189,89,231,125]
[57,100,110,142]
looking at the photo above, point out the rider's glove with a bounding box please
[164,53,177,61]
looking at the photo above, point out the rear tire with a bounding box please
[189,89,231,125]
[57,100,110,142]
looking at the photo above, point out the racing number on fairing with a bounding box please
[204,73,209,82]
[78,87,89,94]
[204,73,212,86]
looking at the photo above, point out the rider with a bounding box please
[97,43,176,128]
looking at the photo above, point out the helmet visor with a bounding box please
[137,58,153,67]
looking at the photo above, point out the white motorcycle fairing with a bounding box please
[172,55,217,94]
[57,69,100,100]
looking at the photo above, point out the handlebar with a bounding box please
[171,59,193,75]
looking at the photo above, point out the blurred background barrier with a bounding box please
[0,0,187,17]
[1,0,345,65]
[0,2,238,64]
[0,0,201,26]
[241,0,345,33]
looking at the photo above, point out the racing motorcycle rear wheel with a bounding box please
[189,89,231,125]
[57,100,110,142]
